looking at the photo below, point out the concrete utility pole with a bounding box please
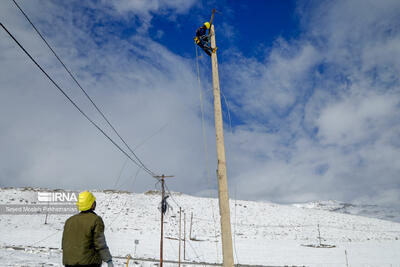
[210,24,234,267]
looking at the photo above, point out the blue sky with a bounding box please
[62,1,300,64]
[148,1,299,59]
[1,0,400,208]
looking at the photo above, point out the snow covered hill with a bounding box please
[0,187,399,267]
[292,200,400,223]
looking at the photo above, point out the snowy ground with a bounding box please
[292,200,400,223]
[0,187,399,266]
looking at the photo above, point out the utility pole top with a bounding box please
[154,174,174,179]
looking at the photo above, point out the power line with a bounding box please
[0,23,156,178]
[11,0,156,177]
[195,43,220,262]
[108,167,141,227]
[0,230,60,259]
[217,49,238,264]
[164,183,183,209]
[186,239,207,266]
[165,208,207,266]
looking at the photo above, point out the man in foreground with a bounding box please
[62,191,114,267]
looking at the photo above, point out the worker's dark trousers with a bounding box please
[198,42,211,56]
[65,265,101,267]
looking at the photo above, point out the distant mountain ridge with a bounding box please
[292,200,400,223]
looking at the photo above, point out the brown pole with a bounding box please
[160,175,165,267]
[318,224,322,246]
[183,211,186,260]
[155,174,174,267]
[178,207,182,267]
[189,212,193,240]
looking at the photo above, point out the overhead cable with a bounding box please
[12,0,156,177]
[164,183,183,209]
[0,23,155,178]
[195,43,220,262]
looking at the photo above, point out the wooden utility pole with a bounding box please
[210,24,234,267]
[183,211,187,260]
[160,177,166,267]
[317,224,322,246]
[154,174,174,267]
[189,212,193,240]
[44,200,49,224]
[178,207,182,267]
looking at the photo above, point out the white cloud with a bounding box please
[108,0,196,15]
[1,0,400,208]
[102,0,196,32]
[0,0,214,195]
[224,40,320,122]
[221,0,400,206]
[317,93,399,146]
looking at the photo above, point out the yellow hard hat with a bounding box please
[204,22,210,29]
[76,191,96,211]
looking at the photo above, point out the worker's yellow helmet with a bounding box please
[76,191,96,211]
[204,22,210,29]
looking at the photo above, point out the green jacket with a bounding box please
[62,211,112,265]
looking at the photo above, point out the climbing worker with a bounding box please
[62,191,114,267]
[195,21,217,56]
